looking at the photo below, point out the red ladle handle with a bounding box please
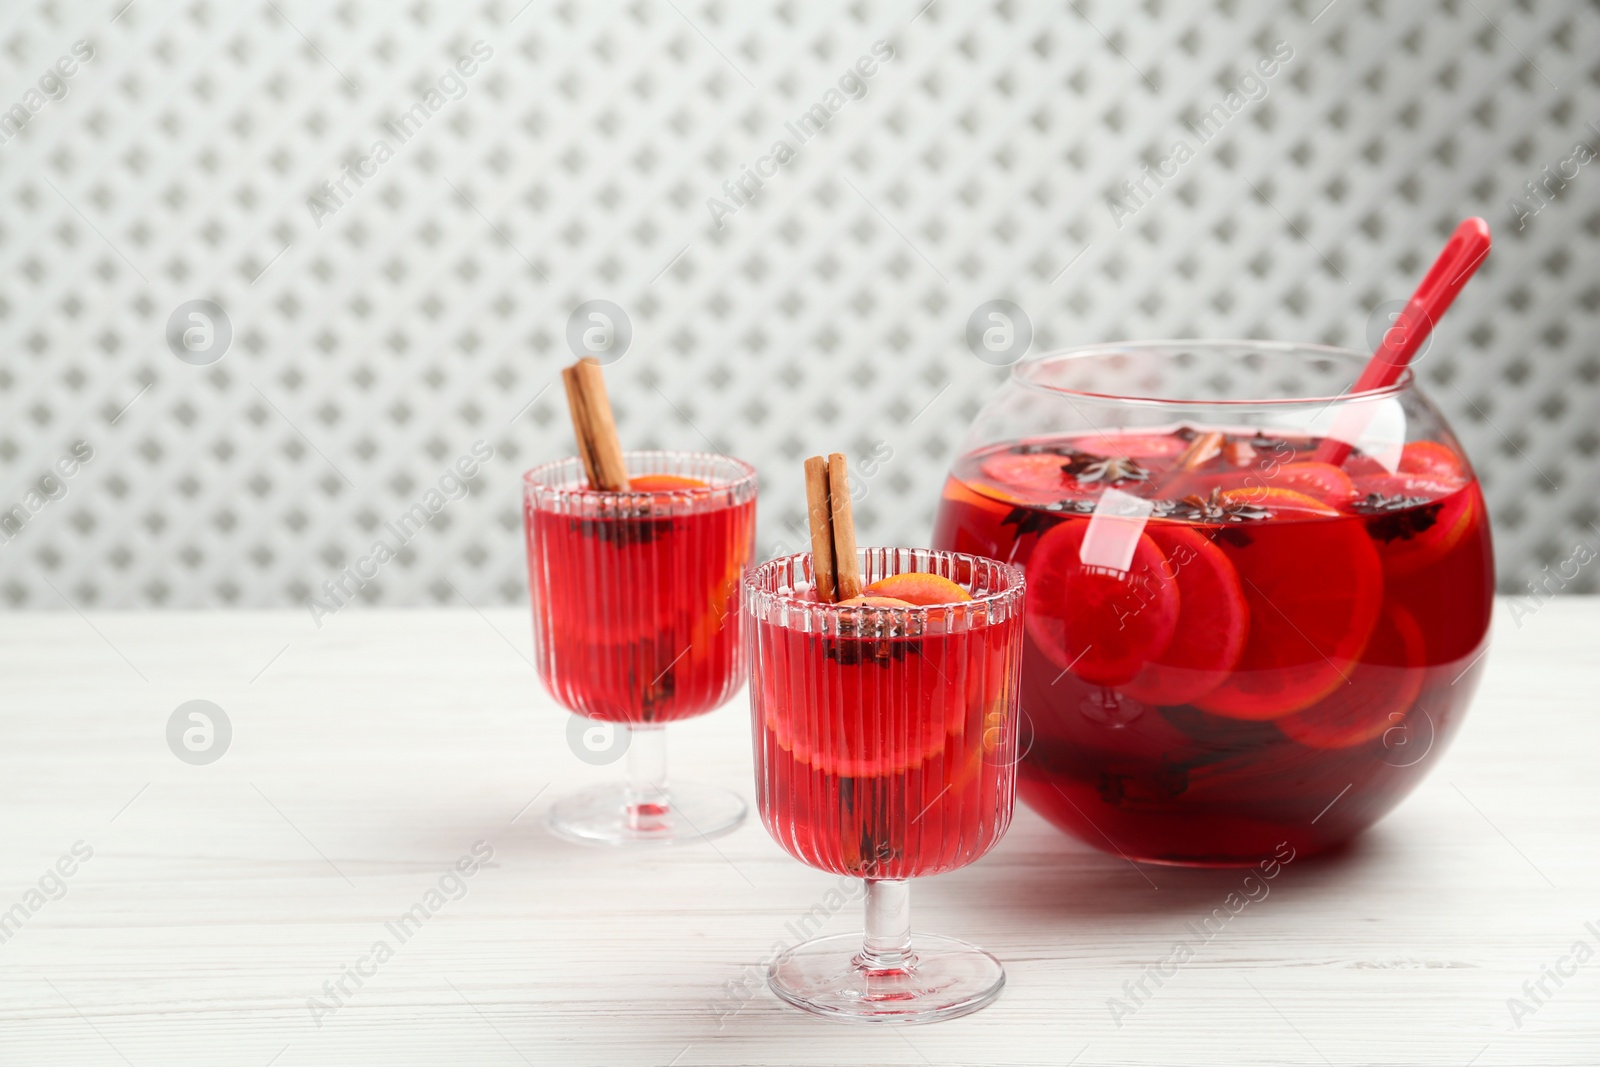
[1315,217,1492,466]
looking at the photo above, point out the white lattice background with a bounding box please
[1,0,1597,611]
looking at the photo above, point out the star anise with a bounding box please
[1056,451,1096,476]
[1000,499,1102,539]
[1349,492,1431,514]
[1177,487,1269,523]
[1068,454,1150,485]
[823,632,922,667]
[570,514,674,545]
[1352,494,1442,543]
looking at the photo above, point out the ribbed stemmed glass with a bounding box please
[744,548,1025,1022]
[525,450,757,846]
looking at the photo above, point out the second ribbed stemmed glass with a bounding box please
[744,548,1026,1023]
[525,450,757,847]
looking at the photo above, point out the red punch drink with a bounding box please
[745,548,1026,1022]
[933,427,1493,864]
[527,469,755,724]
[749,556,1024,880]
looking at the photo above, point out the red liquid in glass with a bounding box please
[528,492,754,723]
[751,600,1022,880]
[932,429,1493,863]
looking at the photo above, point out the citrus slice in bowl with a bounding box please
[1219,486,1341,518]
[1397,441,1468,485]
[978,452,1084,501]
[1264,462,1357,505]
[1023,517,1180,686]
[1275,601,1426,748]
[1352,473,1479,577]
[1168,472,1352,511]
[1194,510,1383,719]
[1071,432,1191,458]
[1118,524,1250,706]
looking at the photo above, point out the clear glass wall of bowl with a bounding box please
[930,341,1494,865]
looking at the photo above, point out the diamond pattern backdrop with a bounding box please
[1,0,1596,612]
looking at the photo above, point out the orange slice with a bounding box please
[1397,441,1467,485]
[862,573,974,606]
[1265,462,1356,505]
[1175,466,1354,508]
[1275,601,1426,748]
[1351,475,1479,577]
[1072,432,1190,458]
[1118,524,1250,706]
[837,595,916,608]
[1219,487,1340,518]
[628,474,709,491]
[977,452,1084,502]
[1194,509,1383,719]
[1024,518,1180,686]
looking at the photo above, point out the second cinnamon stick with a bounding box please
[827,453,862,601]
[803,456,837,603]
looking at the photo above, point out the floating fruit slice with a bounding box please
[1352,471,1460,500]
[1397,441,1468,485]
[1219,487,1340,518]
[837,594,915,608]
[760,692,949,778]
[1118,524,1250,706]
[1264,462,1357,505]
[1178,467,1354,508]
[978,452,1083,500]
[863,573,974,606]
[1339,452,1387,478]
[941,687,1016,797]
[1024,518,1180,686]
[1276,601,1426,748]
[1071,432,1191,458]
[1194,513,1383,719]
[760,634,962,777]
[628,474,710,491]
[1352,474,1479,577]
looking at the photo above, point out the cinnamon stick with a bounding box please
[802,453,863,603]
[561,358,630,491]
[1173,430,1224,472]
[803,456,837,603]
[827,453,862,600]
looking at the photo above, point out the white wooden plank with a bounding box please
[0,600,1595,1065]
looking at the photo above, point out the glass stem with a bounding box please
[858,879,914,973]
[625,725,669,828]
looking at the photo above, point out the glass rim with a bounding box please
[522,449,758,501]
[1009,339,1414,408]
[744,548,1026,621]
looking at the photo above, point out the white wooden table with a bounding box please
[1,600,1596,1066]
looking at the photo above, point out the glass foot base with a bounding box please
[768,933,1005,1024]
[545,781,746,847]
